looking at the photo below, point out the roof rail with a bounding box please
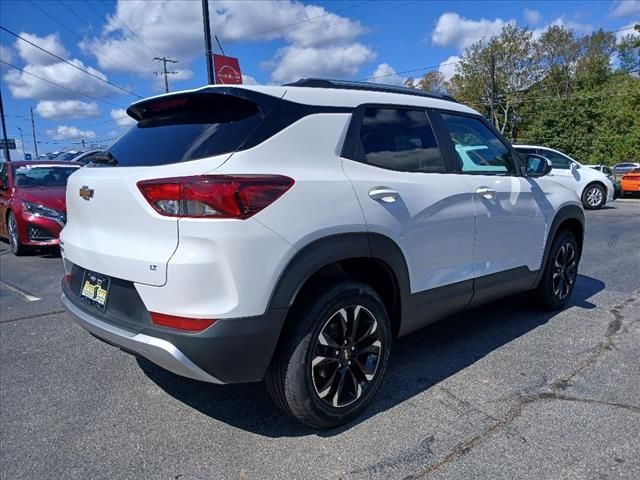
[283,78,458,103]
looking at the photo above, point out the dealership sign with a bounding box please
[213,54,243,84]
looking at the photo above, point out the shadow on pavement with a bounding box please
[139,274,605,438]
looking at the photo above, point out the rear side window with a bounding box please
[358,108,445,173]
[441,113,515,175]
[106,94,264,167]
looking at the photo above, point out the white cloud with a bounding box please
[532,18,594,39]
[3,58,116,101]
[241,74,259,85]
[615,22,640,41]
[369,63,404,85]
[84,0,374,85]
[36,100,100,120]
[0,44,13,64]
[110,109,136,127]
[524,9,543,25]
[439,55,461,81]
[610,1,640,18]
[14,32,70,66]
[432,13,515,51]
[46,125,96,141]
[268,43,375,83]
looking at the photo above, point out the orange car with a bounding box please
[620,168,640,196]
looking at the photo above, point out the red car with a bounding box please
[0,161,81,255]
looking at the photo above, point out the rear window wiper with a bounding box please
[90,152,119,166]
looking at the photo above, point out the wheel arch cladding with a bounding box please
[268,233,410,338]
[534,204,584,288]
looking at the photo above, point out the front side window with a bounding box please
[358,108,445,173]
[441,113,515,175]
[540,149,572,170]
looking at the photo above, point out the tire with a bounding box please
[529,230,579,311]
[581,183,605,210]
[265,281,392,429]
[7,211,27,256]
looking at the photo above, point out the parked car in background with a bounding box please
[612,162,640,195]
[70,149,103,165]
[620,168,640,197]
[54,150,84,161]
[514,145,614,209]
[0,161,80,255]
[586,164,614,181]
[60,80,584,428]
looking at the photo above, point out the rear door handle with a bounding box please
[368,187,399,203]
[476,187,496,199]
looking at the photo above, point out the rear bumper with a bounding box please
[62,293,223,383]
[61,277,289,384]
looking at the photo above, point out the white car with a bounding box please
[514,145,615,209]
[60,79,584,428]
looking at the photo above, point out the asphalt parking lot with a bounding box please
[1,200,639,480]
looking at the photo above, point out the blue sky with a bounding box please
[1,0,638,158]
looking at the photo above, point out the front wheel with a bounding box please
[529,230,579,310]
[266,281,392,429]
[7,212,27,256]
[582,184,605,209]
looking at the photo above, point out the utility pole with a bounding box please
[30,107,39,158]
[202,0,215,84]
[489,53,495,127]
[154,56,178,93]
[17,127,25,159]
[0,89,10,161]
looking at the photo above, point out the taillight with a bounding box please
[150,312,216,332]
[137,175,294,219]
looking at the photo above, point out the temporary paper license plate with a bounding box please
[80,271,111,311]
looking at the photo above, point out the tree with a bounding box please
[449,24,537,137]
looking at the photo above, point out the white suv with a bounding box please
[60,80,584,428]
[514,145,615,209]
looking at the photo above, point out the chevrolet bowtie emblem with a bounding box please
[79,186,94,201]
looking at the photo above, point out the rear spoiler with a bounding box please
[126,87,283,122]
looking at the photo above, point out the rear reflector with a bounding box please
[150,312,216,332]
[137,175,294,219]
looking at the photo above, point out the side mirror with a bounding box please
[570,162,580,171]
[526,154,552,177]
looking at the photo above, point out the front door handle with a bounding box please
[368,187,399,203]
[476,187,496,199]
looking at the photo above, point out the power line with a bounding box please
[95,0,159,58]
[232,0,372,42]
[57,0,155,72]
[27,0,136,74]
[0,26,143,98]
[0,60,124,108]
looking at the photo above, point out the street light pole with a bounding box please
[30,107,39,158]
[202,0,215,84]
[17,126,25,159]
[0,89,11,161]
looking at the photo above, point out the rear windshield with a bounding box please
[13,165,79,187]
[105,94,264,167]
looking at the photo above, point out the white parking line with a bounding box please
[0,281,41,302]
